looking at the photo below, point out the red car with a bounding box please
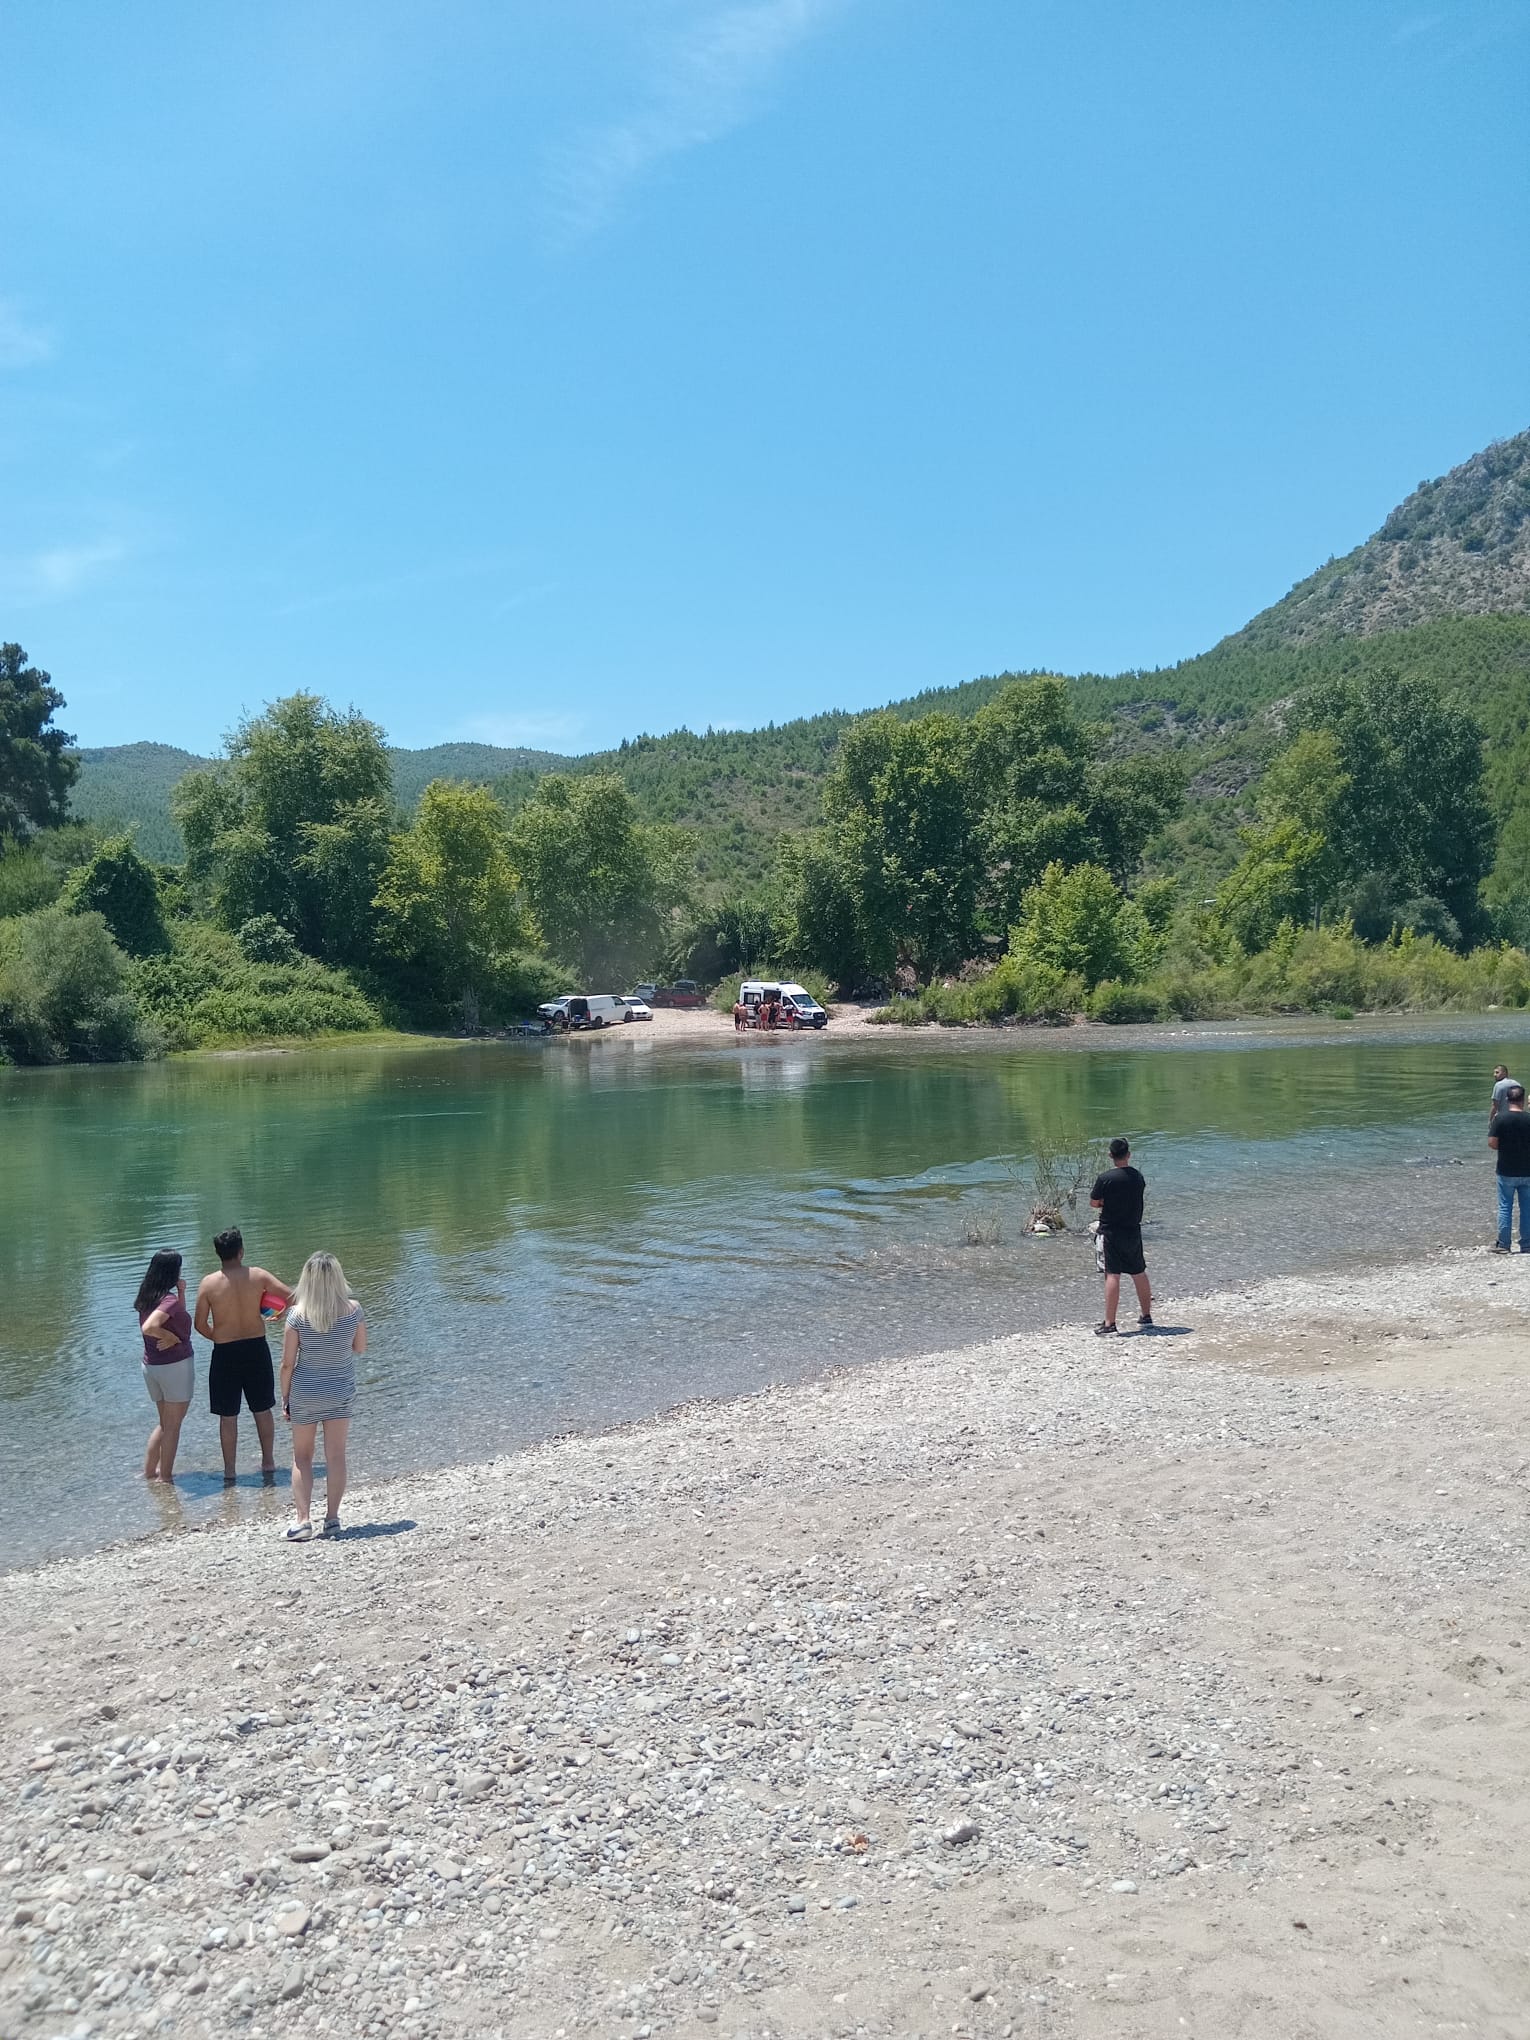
[653,979,706,1009]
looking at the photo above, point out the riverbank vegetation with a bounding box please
[5,600,1530,1062]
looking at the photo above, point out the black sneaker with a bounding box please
[1094,1321,1117,1337]
[1138,1314,1155,1330]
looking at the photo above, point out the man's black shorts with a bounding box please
[1101,1225,1147,1277]
[209,1336,276,1417]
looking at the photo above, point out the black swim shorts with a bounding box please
[209,1336,276,1417]
[1100,1226,1147,1278]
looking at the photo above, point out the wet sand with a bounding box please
[2,1250,1528,2038]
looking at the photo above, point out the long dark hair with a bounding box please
[134,1249,183,1317]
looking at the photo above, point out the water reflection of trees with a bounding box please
[0,1035,1478,1408]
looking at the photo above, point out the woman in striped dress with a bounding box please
[279,1252,366,1543]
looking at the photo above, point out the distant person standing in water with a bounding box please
[1488,1083,1530,1252]
[1090,1137,1153,1336]
[194,1227,293,1481]
[135,1249,195,1481]
[1491,1065,1518,1123]
[279,1251,366,1543]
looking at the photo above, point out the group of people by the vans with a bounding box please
[733,980,828,1030]
[134,1227,364,1543]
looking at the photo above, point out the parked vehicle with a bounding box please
[538,994,625,1031]
[734,980,830,1030]
[620,997,653,1022]
[628,983,658,1003]
[653,979,705,1009]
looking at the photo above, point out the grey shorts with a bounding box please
[143,1356,195,1407]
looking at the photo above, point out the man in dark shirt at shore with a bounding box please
[1488,1083,1530,1252]
[1090,1137,1152,1335]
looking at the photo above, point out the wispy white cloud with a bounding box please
[3,537,127,601]
[547,0,846,238]
[273,555,539,620]
[0,298,52,370]
[454,711,589,751]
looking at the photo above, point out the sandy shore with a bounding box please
[3,1252,1529,2039]
[629,1004,891,1041]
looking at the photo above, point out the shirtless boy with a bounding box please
[194,1227,294,1480]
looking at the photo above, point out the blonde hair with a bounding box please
[292,1251,353,1336]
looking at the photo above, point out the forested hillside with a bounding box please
[63,430,1530,901]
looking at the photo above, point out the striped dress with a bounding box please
[286,1302,363,1423]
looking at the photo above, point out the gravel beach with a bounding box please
[3,1249,1528,2040]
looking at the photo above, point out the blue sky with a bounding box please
[1,1,1526,757]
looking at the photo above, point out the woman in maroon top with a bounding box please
[134,1248,195,1482]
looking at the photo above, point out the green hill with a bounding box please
[63,428,1530,895]
[69,743,207,860]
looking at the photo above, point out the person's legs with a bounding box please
[322,1419,349,1525]
[218,1414,240,1480]
[290,1424,317,1526]
[144,1417,164,1481]
[156,1401,189,1481]
[1101,1272,1121,1326]
[1515,1178,1530,1249]
[1131,1270,1153,1320]
[1497,1176,1515,1250]
[253,1406,276,1473]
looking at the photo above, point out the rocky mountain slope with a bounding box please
[1225,430,1530,652]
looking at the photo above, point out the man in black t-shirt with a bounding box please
[1488,1082,1530,1250]
[1089,1136,1152,1335]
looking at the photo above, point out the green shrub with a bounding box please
[0,839,62,919]
[236,914,300,965]
[130,922,381,1048]
[1088,980,1166,1024]
[0,907,160,1063]
[61,835,169,955]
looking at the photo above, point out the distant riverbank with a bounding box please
[3,1250,1528,2037]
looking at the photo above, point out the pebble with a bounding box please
[0,1252,1522,2037]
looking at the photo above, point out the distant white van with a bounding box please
[538,994,625,1031]
[736,980,829,1030]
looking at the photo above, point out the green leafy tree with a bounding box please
[0,644,77,836]
[172,694,393,963]
[1291,671,1493,943]
[60,835,169,955]
[1009,861,1151,990]
[0,907,155,1063]
[1213,818,1327,952]
[1086,752,1188,884]
[820,710,982,978]
[376,781,534,1025]
[776,833,866,989]
[507,774,692,985]
[970,678,1097,924]
[970,678,1183,923]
